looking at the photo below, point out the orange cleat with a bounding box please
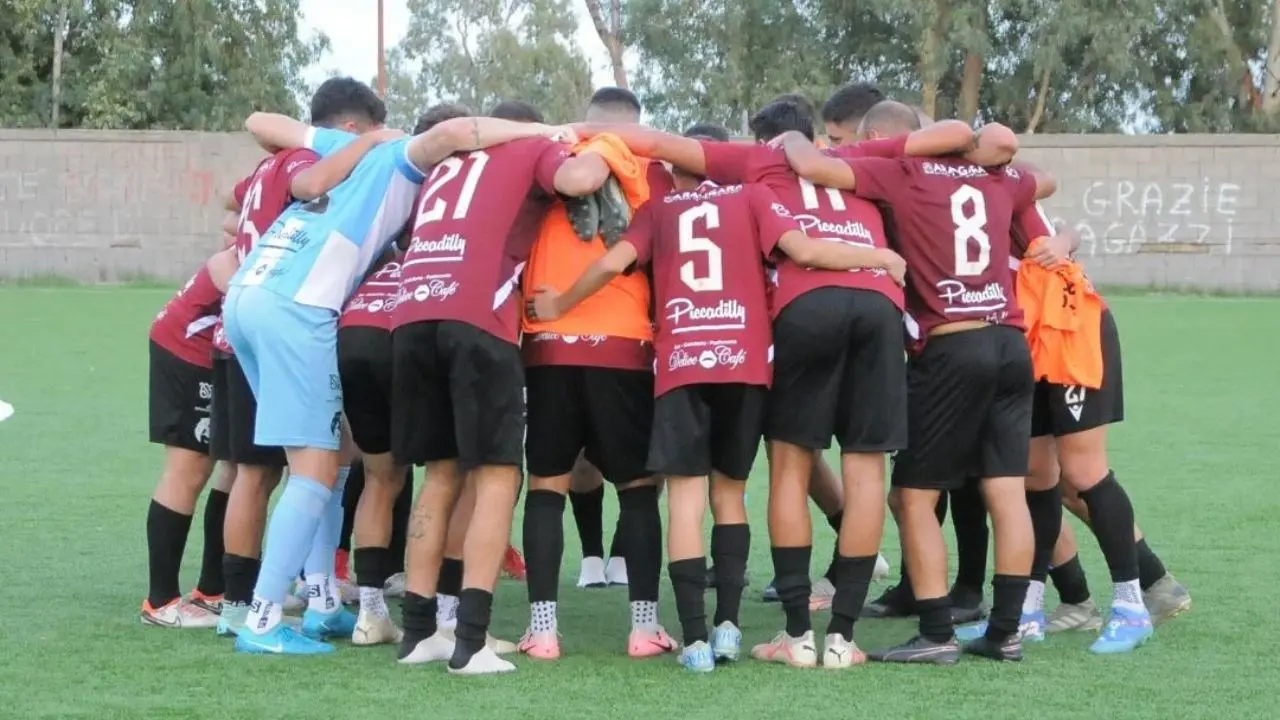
[503,545,527,581]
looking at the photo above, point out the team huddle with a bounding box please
[142,78,1192,675]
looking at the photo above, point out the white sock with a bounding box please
[438,593,459,628]
[631,600,658,631]
[1112,579,1145,613]
[305,572,338,613]
[359,586,388,618]
[1023,580,1046,614]
[531,601,557,633]
[245,596,283,635]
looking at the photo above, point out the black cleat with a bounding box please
[868,635,960,665]
[862,583,916,618]
[962,635,1023,662]
[595,175,632,247]
[949,584,988,623]
[564,193,600,241]
[761,579,779,602]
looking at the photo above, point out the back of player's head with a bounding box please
[748,97,815,142]
[911,105,934,126]
[857,100,921,140]
[682,123,730,142]
[310,77,387,131]
[585,86,642,123]
[413,103,471,135]
[821,82,885,145]
[488,99,544,123]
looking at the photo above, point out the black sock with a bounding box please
[146,500,193,608]
[1049,555,1091,604]
[1136,539,1168,590]
[523,490,566,603]
[339,461,365,553]
[771,546,812,637]
[916,596,954,643]
[950,483,989,592]
[389,469,413,574]
[985,574,1030,642]
[353,546,392,589]
[608,519,625,560]
[438,557,463,597]
[710,523,749,626]
[618,486,661,602]
[449,588,492,669]
[668,557,708,645]
[195,490,229,596]
[398,591,438,657]
[1026,486,1063,582]
[826,555,876,641]
[934,491,950,524]
[1079,472,1139,583]
[569,485,605,558]
[222,553,260,606]
[822,511,843,582]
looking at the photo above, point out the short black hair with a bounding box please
[309,77,387,128]
[748,97,815,142]
[413,103,471,135]
[773,93,816,120]
[589,86,642,114]
[859,100,921,136]
[683,123,730,142]
[821,83,886,125]
[488,99,543,123]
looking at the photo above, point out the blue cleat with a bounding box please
[1089,607,1153,654]
[710,621,742,662]
[679,641,716,673]
[954,611,1047,643]
[235,622,334,655]
[301,607,358,640]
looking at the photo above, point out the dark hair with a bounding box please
[860,100,921,136]
[820,83,886,125]
[588,86,642,114]
[748,98,815,142]
[773,93,816,120]
[683,123,730,142]
[309,77,387,128]
[488,99,544,123]
[413,103,471,135]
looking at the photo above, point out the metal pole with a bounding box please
[377,0,387,98]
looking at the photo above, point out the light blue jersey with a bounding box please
[231,128,427,311]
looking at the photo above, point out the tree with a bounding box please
[584,0,628,88]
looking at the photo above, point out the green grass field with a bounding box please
[1,288,1276,720]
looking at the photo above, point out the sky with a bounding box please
[297,0,617,88]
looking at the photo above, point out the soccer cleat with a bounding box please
[867,635,960,665]
[954,611,1046,643]
[235,623,334,655]
[1089,607,1154,654]
[679,641,716,673]
[301,606,358,640]
[1047,599,1104,633]
[140,597,220,629]
[628,626,679,658]
[189,590,224,615]
[762,579,780,603]
[809,577,836,612]
[517,630,561,660]
[710,621,742,662]
[821,633,867,669]
[962,635,1023,662]
[872,554,891,583]
[383,572,406,599]
[334,548,351,583]
[577,556,608,588]
[338,578,360,605]
[439,627,520,655]
[605,556,629,586]
[397,632,455,665]
[284,579,306,614]
[596,176,634,248]
[1143,575,1191,624]
[751,630,819,668]
[447,645,517,676]
[949,584,987,624]
[503,545,527,581]
[861,584,914,618]
[352,609,403,646]
[216,602,250,637]
[564,193,601,242]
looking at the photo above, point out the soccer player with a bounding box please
[528,123,907,672]
[780,100,1047,664]
[515,87,672,661]
[820,83,886,147]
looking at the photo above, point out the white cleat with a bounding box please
[352,609,403,646]
[383,572,406,599]
[338,578,360,605]
[1047,599,1104,633]
[140,598,219,629]
[872,554,891,583]
[605,556,629,586]
[810,577,836,611]
[750,630,819,668]
[577,556,608,588]
[438,626,518,655]
[821,633,867,669]
[447,645,517,676]
[397,632,455,665]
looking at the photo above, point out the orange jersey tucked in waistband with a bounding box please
[1015,238,1105,389]
[523,134,656,368]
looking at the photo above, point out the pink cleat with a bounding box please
[628,626,679,658]
[517,630,561,660]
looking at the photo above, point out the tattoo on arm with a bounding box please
[471,118,481,147]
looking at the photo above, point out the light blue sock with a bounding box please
[303,465,350,578]
[254,475,331,603]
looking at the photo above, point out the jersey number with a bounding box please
[414,151,490,228]
[677,203,724,292]
[798,177,847,211]
[950,185,990,276]
[235,178,265,259]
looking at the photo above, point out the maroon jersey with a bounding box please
[844,156,1038,342]
[212,148,319,353]
[394,138,571,343]
[626,182,798,396]
[701,139,903,317]
[340,261,401,331]
[150,266,223,368]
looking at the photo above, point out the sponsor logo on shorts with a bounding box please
[198,382,213,400]
[194,417,211,444]
[1063,385,1087,422]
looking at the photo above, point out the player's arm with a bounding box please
[405,117,572,172]
[220,211,238,249]
[964,123,1020,167]
[526,241,640,322]
[1017,202,1078,267]
[1012,159,1057,199]
[552,152,611,197]
[206,246,240,293]
[776,233,906,285]
[903,120,977,158]
[776,131,856,189]
[290,129,406,201]
[573,123,709,176]
[243,112,311,153]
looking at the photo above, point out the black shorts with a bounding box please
[148,341,213,453]
[209,352,286,467]
[1031,308,1124,437]
[891,325,1034,491]
[391,320,525,468]
[767,288,908,452]
[648,383,765,481]
[525,365,654,484]
[338,326,394,455]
